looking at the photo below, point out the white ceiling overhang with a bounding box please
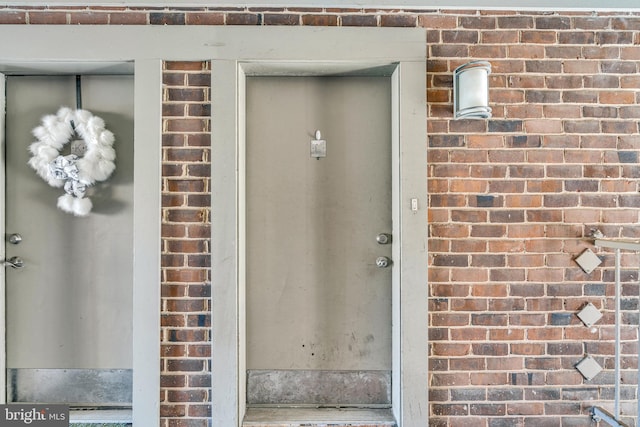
[10,0,640,12]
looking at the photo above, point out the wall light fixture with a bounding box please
[453,60,492,120]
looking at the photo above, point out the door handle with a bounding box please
[3,256,24,269]
[8,234,22,245]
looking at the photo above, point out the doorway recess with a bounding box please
[211,28,428,427]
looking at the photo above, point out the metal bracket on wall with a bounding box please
[592,238,640,426]
[591,407,628,427]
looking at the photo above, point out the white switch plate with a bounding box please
[575,249,602,274]
[577,302,603,327]
[576,355,603,381]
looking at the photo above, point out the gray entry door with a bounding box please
[3,75,134,406]
[246,76,392,406]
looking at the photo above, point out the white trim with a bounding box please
[395,60,430,426]
[211,59,242,426]
[5,1,640,11]
[132,58,162,426]
[0,72,6,405]
[212,28,427,427]
[0,28,164,426]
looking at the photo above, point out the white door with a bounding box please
[245,76,392,406]
[3,75,134,405]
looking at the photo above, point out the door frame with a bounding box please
[0,61,160,423]
[211,37,427,426]
[0,26,164,424]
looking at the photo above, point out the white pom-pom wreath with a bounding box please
[57,194,93,217]
[28,107,116,216]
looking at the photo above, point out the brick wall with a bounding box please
[161,61,212,427]
[2,5,639,427]
[425,11,640,427]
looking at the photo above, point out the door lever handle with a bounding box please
[3,256,24,269]
[8,234,22,245]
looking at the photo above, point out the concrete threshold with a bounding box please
[243,407,396,426]
[69,409,132,424]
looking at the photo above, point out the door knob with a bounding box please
[376,256,392,268]
[376,233,392,245]
[3,256,24,269]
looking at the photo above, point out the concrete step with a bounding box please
[243,407,396,427]
[69,408,131,426]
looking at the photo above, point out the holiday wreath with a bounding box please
[28,107,116,216]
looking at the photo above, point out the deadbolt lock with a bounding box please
[376,233,392,245]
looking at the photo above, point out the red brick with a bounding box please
[69,11,109,24]
[510,343,545,355]
[467,135,504,150]
[450,179,487,193]
[460,16,495,29]
[28,11,67,24]
[490,298,525,312]
[472,313,507,326]
[603,209,639,223]
[451,268,490,283]
[160,403,186,417]
[150,12,185,25]
[600,91,636,104]
[507,402,544,416]
[380,14,417,27]
[507,254,544,267]
[506,195,542,208]
[186,12,224,25]
[583,46,621,59]
[471,225,507,238]
[341,14,377,27]
[450,358,486,371]
[471,284,508,297]
[563,326,598,342]
[471,372,509,386]
[263,13,299,25]
[431,44,469,58]
[563,59,599,73]
[0,11,26,24]
[489,329,525,340]
[482,30,519,44]
[108,12,147,24]
[429,268,451,283]
[471,45,507,58]
[523,119,563,134]
[451,298,488,311]
[166,389,208,403]
[558,31,595,44]
[431,373,471,387]
[432,313,470,327]
[520,30,556,44]
[419,14,457,28]
[527,327,563,340]
[498,16,533,29]
[165,269,207,283]
[432,343,472,357]
[451,328,488,340]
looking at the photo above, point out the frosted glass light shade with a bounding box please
[453,61,492,119]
